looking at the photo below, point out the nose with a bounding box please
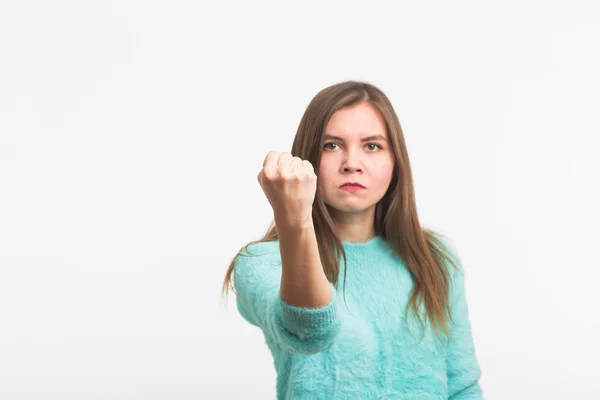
[342,149,362,173]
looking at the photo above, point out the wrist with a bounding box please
[274,212,314,232]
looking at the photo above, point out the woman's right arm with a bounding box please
[233,218,340,355]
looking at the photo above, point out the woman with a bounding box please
[221,80,484,399]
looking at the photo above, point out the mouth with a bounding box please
[340,184,366,192]
[340,183,366,188]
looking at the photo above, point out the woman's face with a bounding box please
[318,102,395,216]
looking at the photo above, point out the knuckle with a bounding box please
[264,151,280,165]
[263,169,276,181]
[265,151,277,161]
[280,169,293,180]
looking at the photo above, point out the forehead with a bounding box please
[325,103,387,139]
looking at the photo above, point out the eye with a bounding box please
[366,143,382,151]
[323,142,383,151]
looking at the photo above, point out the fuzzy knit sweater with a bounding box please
[233,234,483,399]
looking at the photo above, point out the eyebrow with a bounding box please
[323,134,389,143]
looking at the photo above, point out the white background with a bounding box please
[1,1,599,399]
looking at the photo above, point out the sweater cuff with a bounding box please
[278,288,339,340]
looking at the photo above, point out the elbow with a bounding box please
[448,382,483,400]
[275,293,342,354]
[276,316,341,355]
[448,368,483,399]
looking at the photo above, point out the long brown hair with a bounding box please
[221,80,461,345]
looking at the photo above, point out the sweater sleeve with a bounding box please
[444,243,484,399]
[232,244,341,355]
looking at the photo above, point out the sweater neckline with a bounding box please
[341,234,383,247]
[340,234,391,260]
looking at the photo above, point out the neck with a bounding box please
[339,230,377,244]
[329,208,376,243]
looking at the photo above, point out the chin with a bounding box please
[326,201,374,214]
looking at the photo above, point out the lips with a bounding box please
[340,183,365,188]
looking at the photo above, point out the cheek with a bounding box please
[372,164,395,186]
[374,162,393,176]
[317,160,332,179]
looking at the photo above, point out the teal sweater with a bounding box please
[233,234,484,399]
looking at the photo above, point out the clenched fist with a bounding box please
[257,151,317,228]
